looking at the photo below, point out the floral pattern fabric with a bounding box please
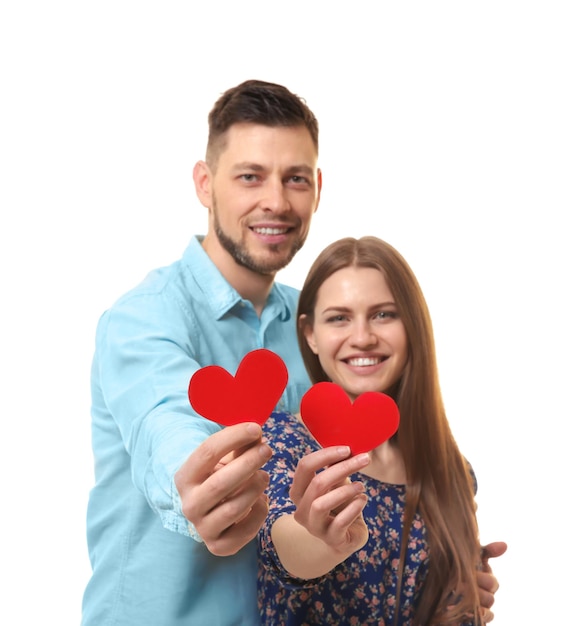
[258,411,475,626]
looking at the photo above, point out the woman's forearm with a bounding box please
[271,513,365,579]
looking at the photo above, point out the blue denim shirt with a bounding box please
[82,236,311,626]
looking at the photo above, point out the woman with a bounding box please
[258,236,487,625]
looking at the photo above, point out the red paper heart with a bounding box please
[300,382,400,455]
[188,349,288,427]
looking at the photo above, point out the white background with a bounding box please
[1,2,575,624]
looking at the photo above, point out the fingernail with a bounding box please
[337,446,351,456]
[246,423,261,437]
[357,453,370,465]
[259,443,272,458]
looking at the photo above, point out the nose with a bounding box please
[350,319,377,348]
[260,179,290,214]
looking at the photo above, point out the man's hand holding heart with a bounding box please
[180,349,288,556]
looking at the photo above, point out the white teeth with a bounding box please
[253,227,288,235]
[347,357,380,367]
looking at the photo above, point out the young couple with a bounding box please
[82,79,506,625]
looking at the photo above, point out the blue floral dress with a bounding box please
[258,411,475,626]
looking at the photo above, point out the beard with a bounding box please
[212,200,306,275]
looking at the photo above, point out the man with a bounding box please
[82,80,504,625]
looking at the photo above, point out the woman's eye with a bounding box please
[376,311,397,320]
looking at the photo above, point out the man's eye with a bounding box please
[240,174,258,182]
[288,175,309,185]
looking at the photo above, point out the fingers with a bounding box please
[320,496,369,551]
[481,541,508,571]
[477,568,499,594]
[292,451,370,517]
[176,423,271,512]
[477,539,507,611]
[290,447,370,505]
[289,448,370,550]
[201,442,271,507]
[477,542,507,616]
[318,491,368,542]
[202,490,270,557]
[289,446,351,502]
[176,422,266,488]
[186,462,270,554]
[306,482,365,517]
[477,570,497,610]
[174,423,273,555]
[294,481,366,531]
[292,486,368,554]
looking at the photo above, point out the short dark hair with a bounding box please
[206,79,319,168]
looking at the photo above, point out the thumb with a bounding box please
[481,541,508,571]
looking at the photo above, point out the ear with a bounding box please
[299,313,319,354]
[192,160,212,208]
[314,168,322,213]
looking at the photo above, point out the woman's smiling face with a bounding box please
[302,266,408,401]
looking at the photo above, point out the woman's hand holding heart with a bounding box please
[270,446,371,580]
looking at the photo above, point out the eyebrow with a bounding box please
[285,165,315,177]
[322,301,395,313]
[231,162,315,176]
[231,162,265,173]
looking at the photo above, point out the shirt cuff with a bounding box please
[187,522,205,543]
[165,475,205,543]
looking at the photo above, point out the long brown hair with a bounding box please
[297,236,482,625]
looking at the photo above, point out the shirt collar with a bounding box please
[183,236,293,322]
